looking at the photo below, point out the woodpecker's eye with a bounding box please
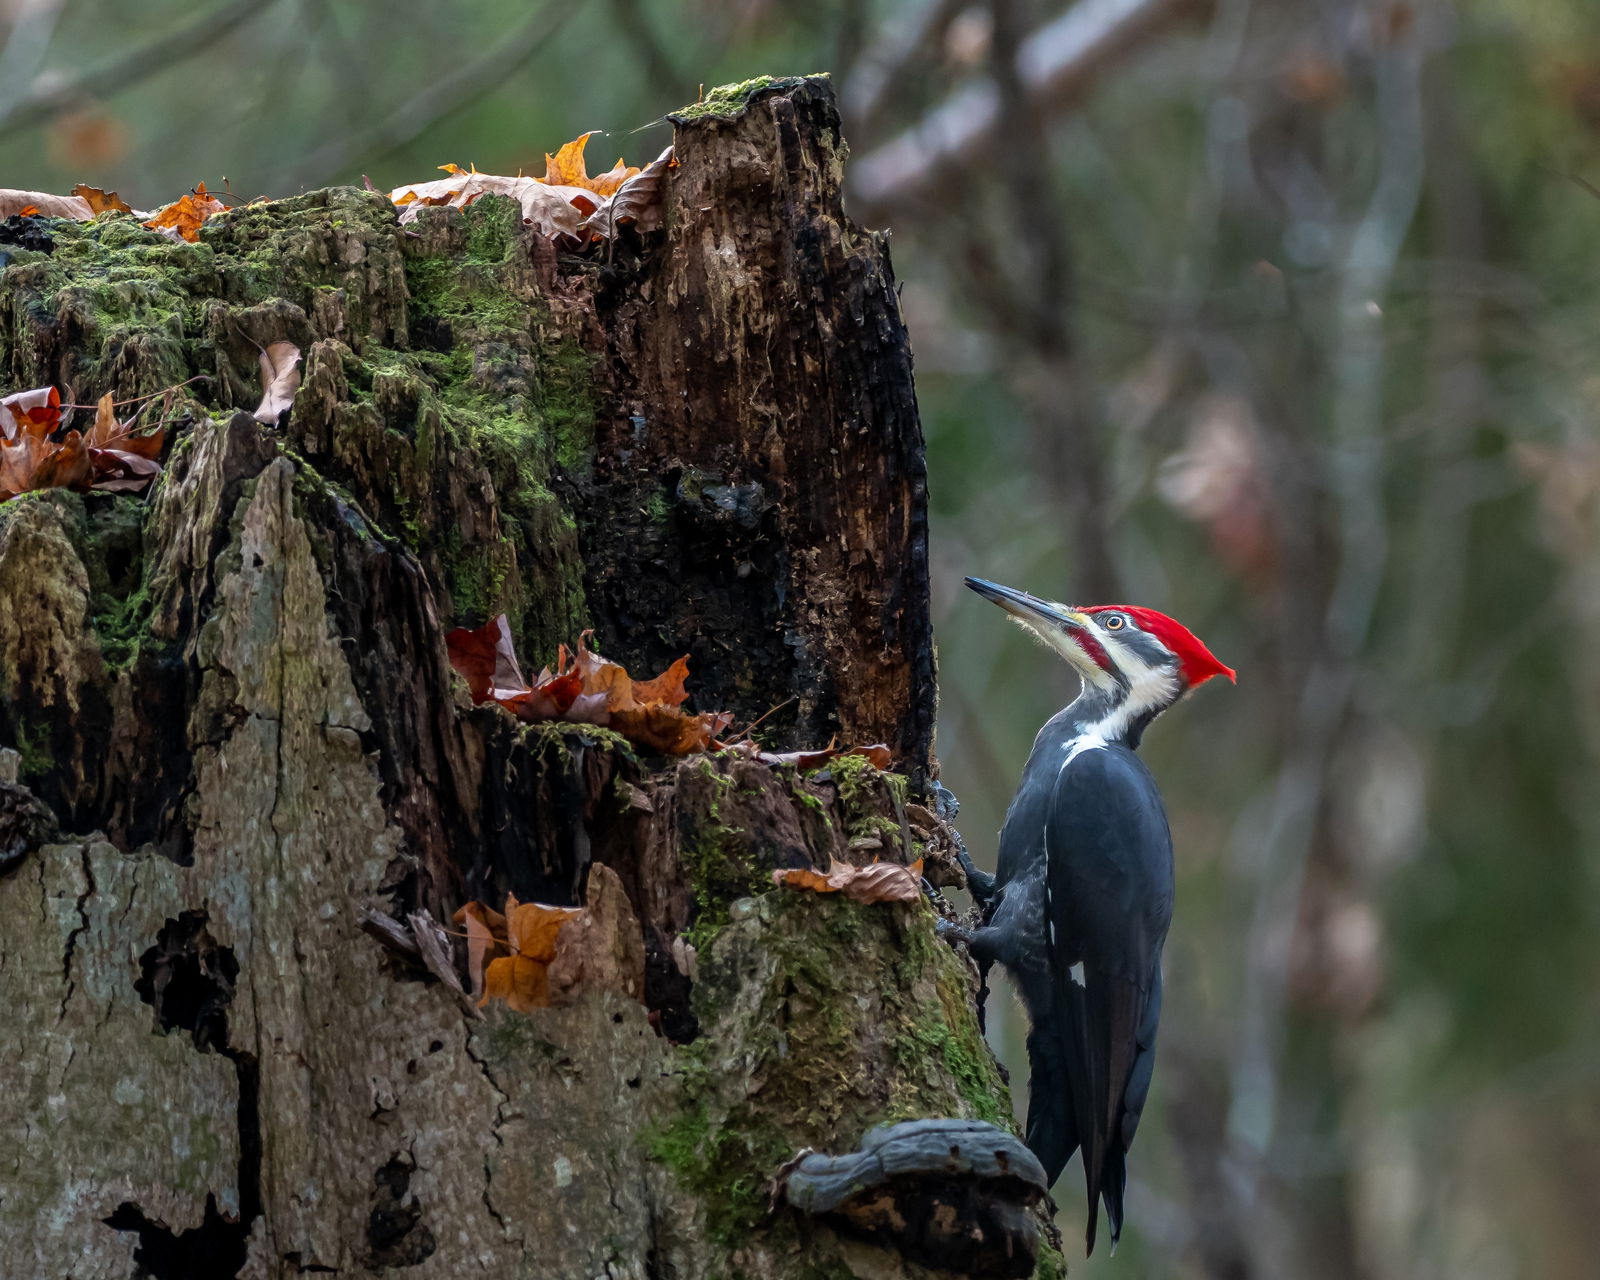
[1101,613,1125,631]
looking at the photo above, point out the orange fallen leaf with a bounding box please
[445,617,732,755]
[772,857,925,904]
[143,182,226,242]
[477,895,582,1012]
[1,385,165,503]
[71,183,133,215]
[452,900,507,1002]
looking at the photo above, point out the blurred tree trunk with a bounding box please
[0,77,1058,1280]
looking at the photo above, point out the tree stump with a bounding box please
[0,76,1060,1280]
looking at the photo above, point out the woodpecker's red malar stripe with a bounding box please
[1071,629,1116,675]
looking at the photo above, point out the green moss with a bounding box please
[680,766,755,950]
[540,339,596,476]
[672,75,792,121]
[643,1096,788,1248]
[13,719,51,778]
[893,1004,1008,1127]
[1033,1242,1069,1280]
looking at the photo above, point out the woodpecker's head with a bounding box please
[967,576,1234,739]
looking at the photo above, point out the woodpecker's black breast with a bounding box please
[999,731,1174,1254]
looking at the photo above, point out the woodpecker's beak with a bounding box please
[965,578,1090,631]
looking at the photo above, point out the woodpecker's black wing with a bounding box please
[1039,743,1174,1254]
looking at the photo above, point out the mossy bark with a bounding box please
[0,77,1043,1279]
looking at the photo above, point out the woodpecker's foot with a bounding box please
[935,917,975,948]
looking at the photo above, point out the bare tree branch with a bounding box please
[849,0,1206,220]
[290,3,570,189]
[0,0,275,135]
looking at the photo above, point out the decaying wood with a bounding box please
[0,77,1058,1279]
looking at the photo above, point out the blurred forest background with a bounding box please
[4,0,1598,1275]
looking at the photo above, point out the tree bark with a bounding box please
[0,76,1059,1280]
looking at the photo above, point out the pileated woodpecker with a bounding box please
[947,577,1234,1255]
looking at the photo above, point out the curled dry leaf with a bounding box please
[0,386,164,503]
[455,866,642,1013]
[252,341,303,425]
[754,743,893,771]
[772,857,926,905]
[143,182,227,242]
[580,146,676,241]
[444,615,732,755]
[0,386,61,442]
[391,133,671,248]
[391,170,591,242]
[85,391,164,492]
[0,189,93,220]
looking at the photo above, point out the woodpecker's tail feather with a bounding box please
[1077,968,1144,1256]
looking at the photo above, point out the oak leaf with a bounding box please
[71,183,133,215]
[772,857,926,904]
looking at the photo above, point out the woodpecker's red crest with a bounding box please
[1080,605,1236,687]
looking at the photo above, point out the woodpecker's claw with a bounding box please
[935,917,974,947]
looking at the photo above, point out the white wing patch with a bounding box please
[1069,962,1086,988]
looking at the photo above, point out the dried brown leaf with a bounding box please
[581,146,675,240]
[143,182,226,242]
[252,341,303,425]
[772,856,925,904]
[0,189,92,220]
[71,183,132,215]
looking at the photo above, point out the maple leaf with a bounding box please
[391,133,671,248]
[537,131,639,198]
[252,342,302,425]
[143,182,226,242]
[1,386,164,503]
[0,386,80,501]
[772,857,926,904]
